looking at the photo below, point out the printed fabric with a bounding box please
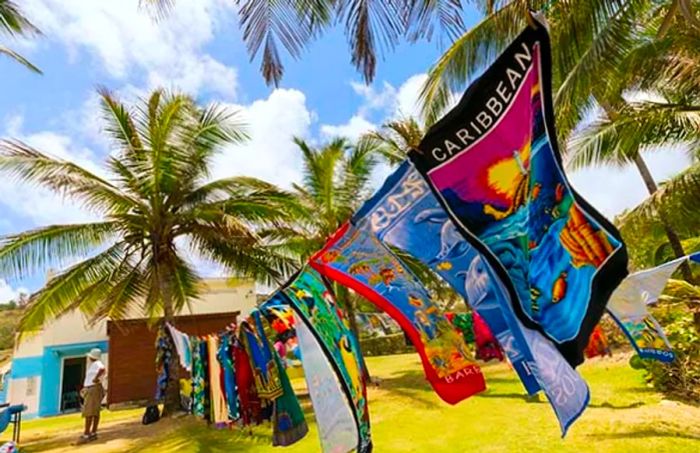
[217,333,240,420]
[155,325,172,402]
[311,224,486,405]
[606,257,689,362]
[167,323,192,372]
[448,313,475,344]
[472,311,504,362]
[207,335,229,425]
[408,19,628,368]
[191,337,210,420]
[233,340,260,426]
[268,268,372,452]
[271,342,308,446]
[241,311,284,401]
[584,325,611,359]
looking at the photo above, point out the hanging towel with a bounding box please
[167,323,192,372]
[207,335,229,425]
[311,224,485,405]
[271,347,308,446]
[217,333,240,420]
[584,324,611,359]
[407,18,628,369]
[154,325,172,401]
[606,257,689,362]
[473,312,504,362]
[233,339,260,426]
[241,311,284,401]
[191,337,210,420]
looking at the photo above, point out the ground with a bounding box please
[3,353,700,452]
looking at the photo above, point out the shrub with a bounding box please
[360,333,414,357]
[638,308,700,401]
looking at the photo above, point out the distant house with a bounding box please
[1,278,256,419]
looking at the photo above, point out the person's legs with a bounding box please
[84,416,92,435]
[90,414,100,435]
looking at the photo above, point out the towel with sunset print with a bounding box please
[408,20,628,368]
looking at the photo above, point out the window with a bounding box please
[26,376,36,396]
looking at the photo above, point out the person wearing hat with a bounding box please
[79,348,105,443]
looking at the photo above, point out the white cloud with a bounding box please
[320,115,376,141]
[394,74,428,119]
[212,89,313,188]
[23,0,237,98]
[0,279,28,304]
[0,117,102,226]
[569,148,691,218]
[350,81,397,116]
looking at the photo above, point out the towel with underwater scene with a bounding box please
[274,268,372,453]
[408,19,628,367]
[310,223,485,405]
[350,159,590,434]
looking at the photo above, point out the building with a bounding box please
[0,278,256,419]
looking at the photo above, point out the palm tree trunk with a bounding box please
[632,154,695,282]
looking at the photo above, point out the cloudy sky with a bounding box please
[0,1,691,301]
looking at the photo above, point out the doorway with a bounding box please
[60,357,85,413]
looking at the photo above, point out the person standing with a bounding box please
[79,348,105,444]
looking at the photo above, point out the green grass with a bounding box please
[4,353,700,452]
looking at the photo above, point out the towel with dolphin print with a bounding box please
[262,268,372,453]
[310,223,486,405]
[351,159,589,434]
[408,20,628,368]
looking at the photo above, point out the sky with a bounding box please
[0,1,692,302]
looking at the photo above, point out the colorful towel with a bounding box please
[408,20,628,368]
[217,333,240,420]
[606,257,688,362]
[584,325,611,359]
[271,342,308,446]
[155,325,172,401]
[207,335,229,425]
[241,311,284,401]
[233,339,260,426]
[191,337,210,419]
[167,323,192,372]
[351,159,538,393]
[448,313,475,344]
[473,311,504,362]
[268,268,372,453]
[293,309,362,453]
[311,225,485,405]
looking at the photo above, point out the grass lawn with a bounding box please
[3,353,699,452]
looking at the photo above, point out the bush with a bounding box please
[639,308,700,401]
[360,333,414,357]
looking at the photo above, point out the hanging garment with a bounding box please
[349,160,589,435]
[271,347,308,446]
[154,325,172,402]
[606,257,690,362]
[584,325,611,359]
[241,311,284,401]
[191,337,210,420]
[473,312,504,362]
[351,160,538,393]
[207,335,229,425]
[450,313,475,344]
[264,268,372,453]
[167,323,193,372]
[217,333,240,420]
[407,18,628,368]
[233,340,260,426]
[311,225,485,405]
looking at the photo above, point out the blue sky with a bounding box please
[0,1,691,301]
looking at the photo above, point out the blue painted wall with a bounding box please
[9,356,42,379]
[38,340,108,417]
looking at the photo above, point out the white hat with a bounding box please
[87,348,102,360]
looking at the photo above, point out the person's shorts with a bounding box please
[81,385,104,417]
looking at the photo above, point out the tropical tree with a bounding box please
[0,0,41,73]
[0,88,296,414]
[264,137,379,337]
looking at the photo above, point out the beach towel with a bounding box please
[408,19,628,368]
[351,160,538,393]
[271,268,372,452]
[241,311,284,401]
[348,99,590,436]
[167,323,192,372]
[584,325,611,359]
[233,340,260,426]
[191,337,210,419]
[217,333,240,420]
[606,257,691,362]
[311,224,485,405]
[473,311,504,362]
[271,344,308,446]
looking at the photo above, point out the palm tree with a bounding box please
[263,137,379,337]
[0,88,296,413]
[0,0,41,73]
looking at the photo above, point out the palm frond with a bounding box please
[0,45,41,73]
[0,0,40,36]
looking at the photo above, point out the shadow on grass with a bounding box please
[373,369,439,409]
[588,401,646,410]
[587,428,700,441]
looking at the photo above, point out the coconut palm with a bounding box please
[0,0,41,73]
[0,88,296,413]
